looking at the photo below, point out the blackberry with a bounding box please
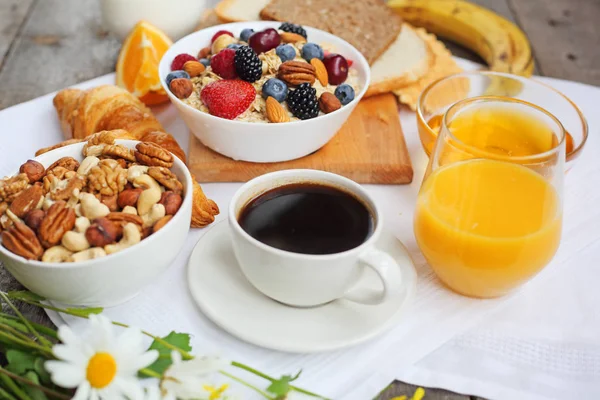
[287,83,319,120]
[279,22,307,39]
[234,46,263,82]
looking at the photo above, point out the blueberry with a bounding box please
[262,78,288,103]
[301,43,324,62]
[334,84,355,105]
[276,44,296,62]
[166,70,190,86]
[199,58,210,68]
[227,43,242,50]
[240,28,255,43]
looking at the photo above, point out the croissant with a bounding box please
[53,85,186,164]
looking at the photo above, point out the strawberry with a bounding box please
[171,53,196,71]
[201,80,256,120]
[211,30,234,43]
[210,48,237,79]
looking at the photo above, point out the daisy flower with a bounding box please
[45,314,159,400]
[160,351,230,400]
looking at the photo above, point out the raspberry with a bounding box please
[211,30,234,43]
[234,46,263,82]
[211,48,237,79]
[171,53,196,71]
[201,80,256,120]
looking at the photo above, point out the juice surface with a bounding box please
[414,159,562,298]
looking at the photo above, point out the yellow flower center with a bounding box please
[203,384,229,400]
[86,352,117,389]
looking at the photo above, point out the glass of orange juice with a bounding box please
[414,96,565,298]
[416,71,587,171]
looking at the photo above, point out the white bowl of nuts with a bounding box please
[0,136,193,307]
[159,21,370,163]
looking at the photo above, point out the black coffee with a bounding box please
[238,183,374,255]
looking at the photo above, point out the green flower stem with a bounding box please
[139,368,162,379]
[0,387,19,400]
[0,370,32,400]
[219,370,273,399]
[0,314,59,340]
[231,362,329,399]
[0,321,39,344]
[0,331,54,357]
[0,367,70,400]
[0,292,52,348]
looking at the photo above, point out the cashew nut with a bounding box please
[104,223,141,254]
[74,204,82,217]
[83,145,104,158]
[74,216,91,233]
[66,188,80,208]
[42,195,55,211]
[127,165,148,182]
[79,192,110,220]
[122,206,138,215]
[141,203,166,228]
[42,246,73,263]
[133,174,161,216]
[77,156,100,175]
[61,230,91,252]
[69,247,107,262]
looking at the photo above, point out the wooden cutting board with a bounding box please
[188,93,413,184]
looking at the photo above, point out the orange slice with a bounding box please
[116,21,172,106]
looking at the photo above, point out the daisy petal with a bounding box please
[128,350,159,372]
[116,327,146,355]
[72,380,91,400]
[89,388,99,400]
[45,361,85,388]
[57,324,79,345]
[114,376,144,400]
[53,344,89,366]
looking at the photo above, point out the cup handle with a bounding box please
[342,247,401,305]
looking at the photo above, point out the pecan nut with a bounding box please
[106,212,144,230]
[277,61,316,86]
[9,184,44,218]
[87,159,127,196]
[19,160,45,183]
[101,144,136,162]
[47,157,80,173]
[1,222,44,260]
[0,174,29,203]
[148,167,183,195]
[38,201,76,248]
[134,142,174,168]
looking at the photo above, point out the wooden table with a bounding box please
[0,1,598,399]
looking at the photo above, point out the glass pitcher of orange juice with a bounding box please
[414,96,565,298]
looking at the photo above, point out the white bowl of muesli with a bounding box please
[159,21,370,163]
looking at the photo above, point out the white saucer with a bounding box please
[187,220,417,353]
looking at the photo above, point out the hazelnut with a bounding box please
[85,217,121,247]
[117,188,143,209]
[24,209,45,232]
[159,192,182,215]
[101,194,119,212]
[153,215,173,233]
[318,92,342,114]
[19,160,45,183]
[169,78,193,99]
[197,46,211,59]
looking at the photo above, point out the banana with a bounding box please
[387,0,534,77]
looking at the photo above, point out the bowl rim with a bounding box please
[158,21,371,126]
[416,70,589,161]
[0,140,193,269]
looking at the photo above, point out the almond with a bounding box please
[319,92,342,114]
[183,60,205,77]
[169,78,193,99]
[311,58,328,86]
[280,32,307,44]
[266,97,290,123]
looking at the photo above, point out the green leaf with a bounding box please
[64,307,103,317]
[21,371,48,400]
[5,350,36,375]
[33,358,51,385]
[6,291,46,302]
[144,332,192,376]
[267,370,302,397]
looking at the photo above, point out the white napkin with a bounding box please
[1,66,599,399]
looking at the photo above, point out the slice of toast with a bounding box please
[259,0,402,65]
[196,8,225,30]
[215,0,271,22]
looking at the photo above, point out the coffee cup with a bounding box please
[228,169,402,307]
